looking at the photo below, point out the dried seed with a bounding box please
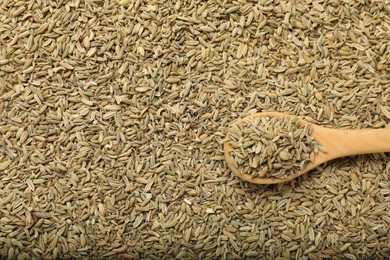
[0,1,388,259]
[227,116,323,178]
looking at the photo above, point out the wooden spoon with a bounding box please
[224,112,390,184]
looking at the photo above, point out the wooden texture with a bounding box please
[224,112,390,184]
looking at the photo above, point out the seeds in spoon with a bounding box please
[227,116,326,179]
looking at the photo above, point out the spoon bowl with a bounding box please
[224,112,390,184]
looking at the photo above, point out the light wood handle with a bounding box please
[314,127,390,160]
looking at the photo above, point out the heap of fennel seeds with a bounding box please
[228,116,326,179]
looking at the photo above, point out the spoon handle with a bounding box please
[316,127,390,159]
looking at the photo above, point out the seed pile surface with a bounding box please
[0,0,390,259]
[228,116,324,178]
